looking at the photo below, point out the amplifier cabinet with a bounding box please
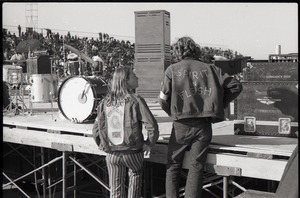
[214,58,247,75]
[27,55,52,74]
[243,62,298,81]
[234,81,298,137]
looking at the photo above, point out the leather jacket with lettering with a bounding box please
[159,57,243,122]
[92,94,159,153]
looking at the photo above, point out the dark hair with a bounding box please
[172,36,201,61]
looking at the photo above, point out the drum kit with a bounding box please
[29,55,108,121]
[3,54,109,123]
[54,52,108,122]
[3,41,109,122]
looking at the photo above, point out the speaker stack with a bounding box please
[27,55,52,74]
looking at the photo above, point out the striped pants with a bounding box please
[106,151,144,198]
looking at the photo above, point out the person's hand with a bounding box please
[143,144,151,158]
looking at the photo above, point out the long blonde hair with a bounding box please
[105,66,133,106]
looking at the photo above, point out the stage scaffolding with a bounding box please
[3,108,296,197]
[3,142,110,198]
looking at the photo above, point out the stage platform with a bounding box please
[3,98,298,197]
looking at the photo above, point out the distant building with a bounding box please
[269,53,298,62]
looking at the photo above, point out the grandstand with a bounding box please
[3,25,240,81]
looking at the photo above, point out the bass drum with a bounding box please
[58,76,108,123]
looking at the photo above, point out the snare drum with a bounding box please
[30,74,58,103]
[58,76,108,122]
[3,65,23,84]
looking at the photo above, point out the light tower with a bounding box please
[25,3,38,32]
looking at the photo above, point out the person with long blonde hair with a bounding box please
[92,66,159,198]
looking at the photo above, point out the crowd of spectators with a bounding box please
[3,26,241,80]
[3,26,135,80]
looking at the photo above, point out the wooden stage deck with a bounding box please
[2,99,298,197]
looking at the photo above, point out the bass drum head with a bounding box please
[58,76,108,122]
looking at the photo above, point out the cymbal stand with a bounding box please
[14,71,28,115]
[49,74,56,120]
[3,83,17,115]
[52,58,62,85]
[78,56,82,76]
[28,89,33,116]
[49,91,54,120]
[3,69,27,116]
[18,73,28,114]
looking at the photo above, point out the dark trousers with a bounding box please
[166,118,212,198]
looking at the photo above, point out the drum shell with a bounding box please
[68,61,87,76]
[30,74,58,103]
[3,65,23,84]
[58,76,108,122]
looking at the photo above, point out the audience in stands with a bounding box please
[3,26,239,81]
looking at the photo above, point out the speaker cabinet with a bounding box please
[27,55,51,74]
[134,10,171,98]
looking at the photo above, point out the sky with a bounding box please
[2,2,298,60]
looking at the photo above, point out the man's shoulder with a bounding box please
[165,63,180,72]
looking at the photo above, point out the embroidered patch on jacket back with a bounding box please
[106,104,125,145]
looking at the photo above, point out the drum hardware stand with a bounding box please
[28,91,55,118]
[28,79,56,119]
[28,90,33,116]
[50,59,57,120]
[49,92,55,120]
[3,86,20,116]
[3,69,27,116]
[78,56,82,76]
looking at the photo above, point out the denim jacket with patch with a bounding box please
[92,94,159,153]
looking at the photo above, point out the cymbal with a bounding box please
[4,59,27,63]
